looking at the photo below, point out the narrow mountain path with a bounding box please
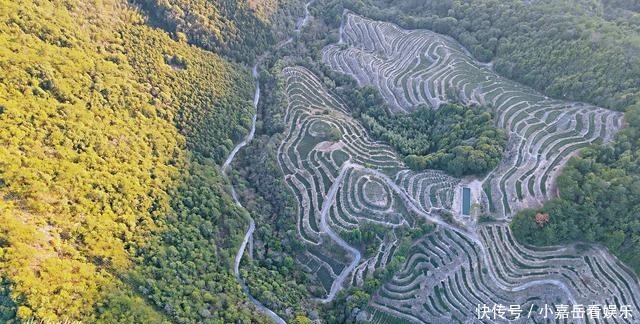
[222,2,315,323]
[225,63,286,324]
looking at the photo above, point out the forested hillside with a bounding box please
[342,86,506,177]
[3,0,640,322]
[511,105,640,273]
[0,0,292,322]
[132,0,305,62]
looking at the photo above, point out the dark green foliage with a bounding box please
[320,288,370,323]
[343,223,387,257]
[343,220,435,260]
[0,278,17,323]
[242,262,311,318]
[343,86,506,177]
[234,136,296,233]
[232,135,321,320]
[478,214,496,223]
[512,106,640,274]
[230,61,322,319]
[256,65,289,136]
[131,0,272,63]
[132,159,261,323]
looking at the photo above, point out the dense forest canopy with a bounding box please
[511,105,640,273]
[132,0,306,62]
[343,86,506,177]
[0,0,183,320]
[0,0,295,322]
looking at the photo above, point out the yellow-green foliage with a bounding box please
[145,0,239,47]
[248,0,284,22]
[119,26,254,161]
[0,0,252,321]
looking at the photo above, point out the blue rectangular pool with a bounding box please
[462,187,471,215]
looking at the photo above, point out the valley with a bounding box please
[2,0,640,323]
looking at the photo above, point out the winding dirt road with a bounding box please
[223,2,315,323]
[318,162,362,303]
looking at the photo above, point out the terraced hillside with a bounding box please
[279,66,460,302]
[278,65,640,322]
[371,223,640,323]
[322,13,624,219]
